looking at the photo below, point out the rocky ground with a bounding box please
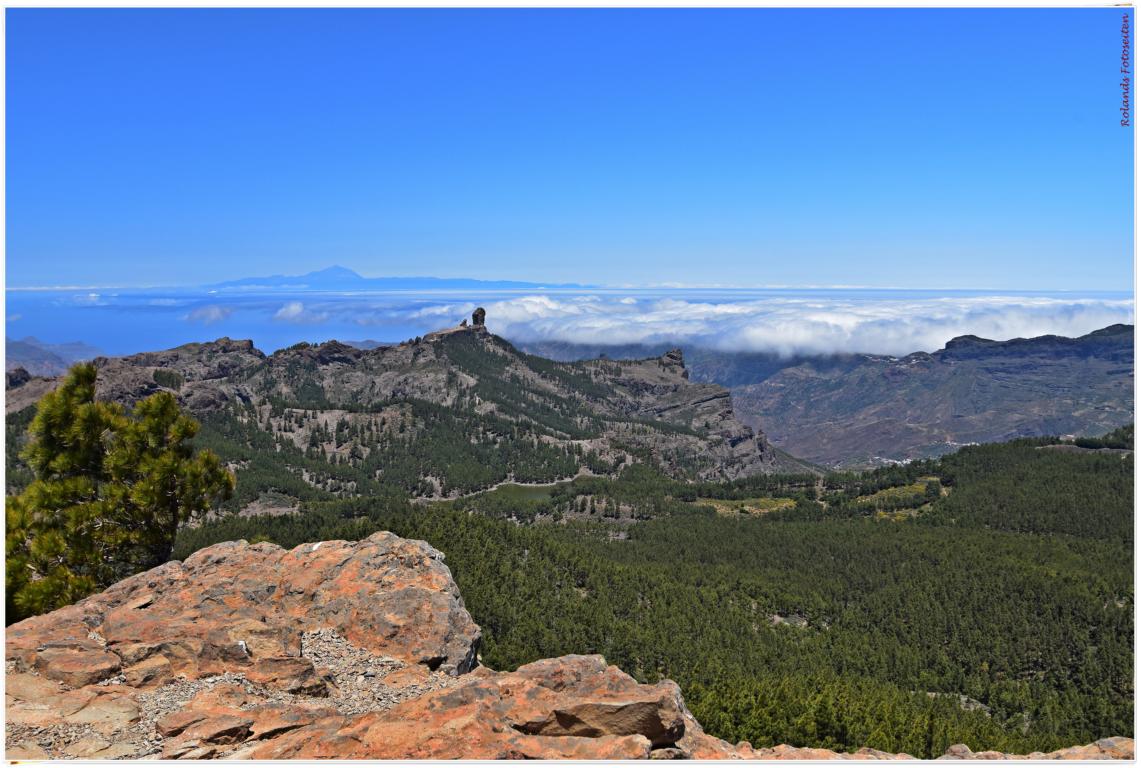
[6,633,456,759]
[6,531,1135,760]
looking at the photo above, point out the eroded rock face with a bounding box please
[5,533,1135,760]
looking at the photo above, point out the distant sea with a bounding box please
[5,286,1134,358]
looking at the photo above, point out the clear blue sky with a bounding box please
[6,8,1134,290]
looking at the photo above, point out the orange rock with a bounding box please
[382,664,430,689]
[247,704,336,741]
[937,738,1135,761]
[33,647,121,688]
[6,532,481,697]
[251,655,690,759]
[123,654,173,687]
[246,656,327,696]
[62,690,140,734]
[181,714,255,745]
[5,670,65,700]
[157,710,211,738]
[6,741,51,759]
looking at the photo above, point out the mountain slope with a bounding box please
[518,340,831,389]
[6,312,798,505]
[5,337,102,376]
[730,324,1134,468]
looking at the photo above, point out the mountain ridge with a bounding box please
[518,325,1134,469]
[6,312,805,510]
[732,324,1133,467]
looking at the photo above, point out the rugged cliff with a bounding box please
[5,532,1133,760]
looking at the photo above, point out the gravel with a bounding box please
[5,629,460,760]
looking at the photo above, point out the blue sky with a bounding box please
[6,8,1135,290]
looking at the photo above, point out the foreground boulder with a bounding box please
[7,531,480,688]
[5,532,1135,760]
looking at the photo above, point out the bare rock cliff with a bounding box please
[5,533,1134,760]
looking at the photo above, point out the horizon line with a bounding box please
[4,280,1134,295]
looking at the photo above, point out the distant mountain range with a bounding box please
[209,265,589,292]
[5,337,102,376]
[731,324,1133,467]
[520,325,1135,469]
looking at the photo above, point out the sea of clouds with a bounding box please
[13,287,1130,357]
[295,291,1134,356]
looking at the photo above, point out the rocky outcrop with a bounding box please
[576,349,792,478]
[7,532,479,685]
[247,655,701,759]
[4,367,59,413]
[5,532,1133,760]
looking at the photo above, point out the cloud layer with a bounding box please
[404,293,1134,356]
[15,287,1131,357]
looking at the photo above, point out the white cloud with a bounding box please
[274,301,305,321]
[185,305,233,325]
[272,301,328,324]
[432,294,1136,355]
[70,292,106,306]
[170,290,1130,355]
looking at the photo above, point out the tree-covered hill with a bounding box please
[174,435,1133,758]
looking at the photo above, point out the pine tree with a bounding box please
[6,364,234,622]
